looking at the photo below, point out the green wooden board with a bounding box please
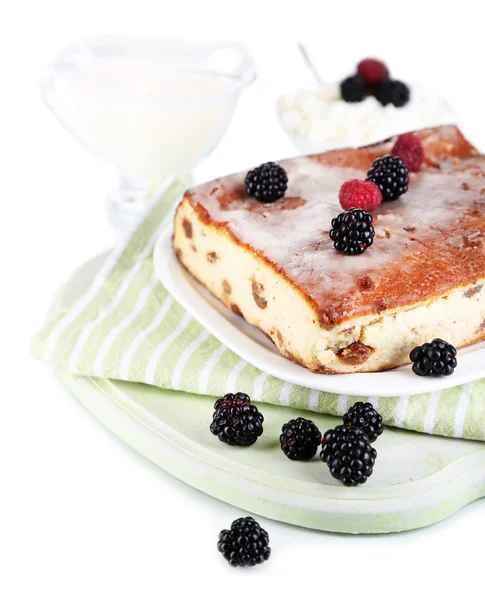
[53,255,485,534]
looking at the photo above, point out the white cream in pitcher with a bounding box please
[65,58,237,180]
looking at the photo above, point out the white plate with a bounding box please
[154,225,485,397]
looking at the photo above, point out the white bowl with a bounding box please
[276,82,458,155]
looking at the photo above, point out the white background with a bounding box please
[4,1,485,598]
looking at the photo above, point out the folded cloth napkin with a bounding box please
[32,178,485,441]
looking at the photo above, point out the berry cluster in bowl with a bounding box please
[341,58,410,107]
[277,57,456,154]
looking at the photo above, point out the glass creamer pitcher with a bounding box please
[41,37,256,232]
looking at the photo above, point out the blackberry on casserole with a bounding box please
[340,75,367,103]
[343,401,383,442]
[217,517,271,567]
[245,162,288,203]
[329,208,375,255]
[210,392,264,446]
[410,338,458,377]
[321,425,377,486]
[280,417,322,460]
[366,155,409,201]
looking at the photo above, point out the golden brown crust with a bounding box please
[180,126,485,328]
[308,125,477,170]
[181,196,333,327]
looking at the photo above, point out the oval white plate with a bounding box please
[154,225,485,397]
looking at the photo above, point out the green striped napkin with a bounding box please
[32,178,485,442]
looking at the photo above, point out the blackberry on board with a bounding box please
[321,425,377,486]
[245,162,288,203]
[366,155,409,201]
[410,339,458,377]
[217,517,271,567]
[329,208,375,255]
[280,417,322,460]
[343,401,383,442]
[210,392,264,446]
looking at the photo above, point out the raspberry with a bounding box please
[391,132,425,172]
[357,58,389,86]
[339,179,382,211]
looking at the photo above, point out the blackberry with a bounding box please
[280,417,322,460]
[410,338,458,377]
[245,162,288,203]
[210,392,264,446]
[329,208,375,255]
[340,75,367,103]
[321,425,377,486]
[217,517,271,567]
[374,79,410,108]
[366,155,409,201]
[343,402,383,442]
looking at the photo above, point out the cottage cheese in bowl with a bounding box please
[277,82,457,154]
